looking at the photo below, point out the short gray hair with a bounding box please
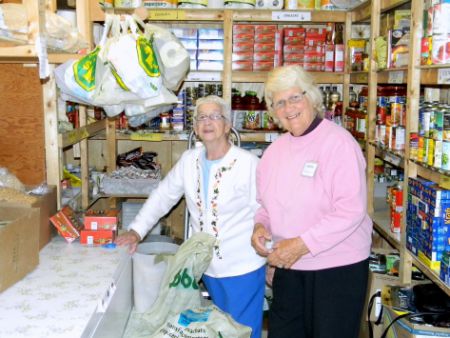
[194,95,231,122]
[264,65,324,121]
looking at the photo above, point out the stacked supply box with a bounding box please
[283,26,327,71]
[197,28,224,71]
[232,24,255,71]
[172,27,198,71]
[253,25,279,71]
[81,200,119,246]
[407,177,450,272]
[232,24,281,71]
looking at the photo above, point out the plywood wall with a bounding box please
[0,64,46,186]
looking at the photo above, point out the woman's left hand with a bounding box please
[268,236,310,269]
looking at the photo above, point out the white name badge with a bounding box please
[302,162,318,177]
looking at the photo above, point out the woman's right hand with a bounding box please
[251,223,272,257]
[115,230,141,254]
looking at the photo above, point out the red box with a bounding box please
[254,42,275,52]
[253,51,275,61]
[283,36,305,45]
[303,62,324,71]
[283,61,304,66]
[304,51,324,63]
[50,206,82,243]
[232,51,253,61]
[233,42,254,52]
[233,24,255,35]
[324,44,335,72]
[80,229,115,246]
[84,209,119,231]
[283,53,305,63]
[253,61,274,71]
[283,44,304,54]
[306,27,327,37]
[283,27,306,38]
[232,61,253,71]
[334,44,345,72]
[305,37,326,46]
[254,24,277,34]
[233,33,255,43]
[254,33,276,44]
[304,45,324,53]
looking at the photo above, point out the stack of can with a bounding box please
[412,101,450,170]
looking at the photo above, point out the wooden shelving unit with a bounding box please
[360,0,450,297]
[3,0,449,295]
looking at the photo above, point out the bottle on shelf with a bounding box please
[244,91,261,130]
[231,89,245,131]
[349,86,358,106]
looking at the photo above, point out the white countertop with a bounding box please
[0,237,128,338]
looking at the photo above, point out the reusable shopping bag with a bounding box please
[149,305,252,338]
[123,232,214,337]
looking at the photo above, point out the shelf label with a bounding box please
[130,132,163,141]
[148,10,184,20]
[438,68,450,85]
[388,71,404,84]
[272,11,311,22]
[186,71,221,82]
[67,128,90,144]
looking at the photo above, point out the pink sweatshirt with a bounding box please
[255,119,372,270]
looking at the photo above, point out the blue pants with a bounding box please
[202,265,266,338]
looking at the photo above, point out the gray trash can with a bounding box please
[132,241,179,313]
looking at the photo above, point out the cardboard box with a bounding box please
[0,205,40,292]
[80,229,115,246]
[84,209,119,231]
[33,186,57,250]
[0,186,57,250]
[50,206,83,243]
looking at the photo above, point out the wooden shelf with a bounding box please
[110,130,280,143]
[409,159,450,183]
[48,53,83,64]
[419,66,450,85]
[90,6,347,23]
[352,0,410,22]
[59,119,107,148]
[369,140,405,168]
[408,251,450,297]
[233,71,344,83]
[350,71,368,84]
[232,9,346,23]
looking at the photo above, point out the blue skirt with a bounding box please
[202,265,266,338]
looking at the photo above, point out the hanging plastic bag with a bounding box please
[103,15,162,99]
[124,232,216,337]
[142,20,190,91]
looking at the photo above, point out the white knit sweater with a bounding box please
[129,144,266,277]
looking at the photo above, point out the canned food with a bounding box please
[442,140,450,171]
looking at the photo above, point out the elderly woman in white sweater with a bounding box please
[116,95,266,338]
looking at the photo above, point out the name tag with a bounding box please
[302,162,318,177]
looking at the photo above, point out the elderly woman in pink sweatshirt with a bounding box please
[251,65,373,338]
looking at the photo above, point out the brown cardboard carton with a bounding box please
[33,186,57,250]
[0,185,57,250]
[0,205,39,292]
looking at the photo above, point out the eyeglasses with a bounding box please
[271,91,307,111]
[195,113,225,123]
